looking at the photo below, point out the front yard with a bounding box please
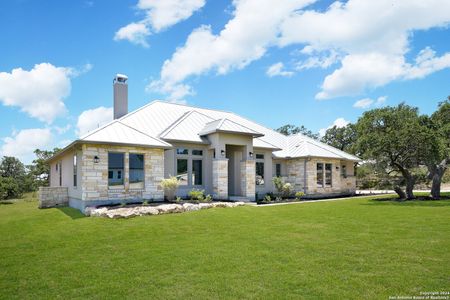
[0,194,449,299]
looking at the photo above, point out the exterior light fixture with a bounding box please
[93,155,100,164]
[336,166,339,170]
[221,150,225,157]
[249,152,253,158]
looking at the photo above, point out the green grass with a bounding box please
[1,194,449,299]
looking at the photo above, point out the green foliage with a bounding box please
[321,124,357,153]
[264,194,272,202]
[276,124,319,139]
[0,177,22,200]
[160,177,179,201]
[188,189,205,201]
[175,197,182,203]
[282,183,293,197]
[295,191,305,200]
[204,194,212,202]
[28,148,61,187]
[272,177,284,193]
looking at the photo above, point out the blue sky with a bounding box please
[1,0,450,163]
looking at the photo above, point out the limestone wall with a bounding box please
[38,187,68,208]
[240,159,256,200]
[212,158,228,199]
[81,144,164,202]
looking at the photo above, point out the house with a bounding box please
[43,74,360,212]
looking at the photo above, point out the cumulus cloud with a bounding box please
[0,63,91,123]
[0,128,53,164]
[76,106,113,137]
[319,117,349,136]
[149,0,314,99]
[114,0,205,47]
[353,96,387,109]
[266,62,294,77]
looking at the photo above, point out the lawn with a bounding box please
[1,194,449,299]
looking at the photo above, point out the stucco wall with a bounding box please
[49,148,82,200]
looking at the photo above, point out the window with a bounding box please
[177,159,188,186]
[192,160,202,185]
[73,154,77,187]
[129,153,144,189]
[108,171,113,179]
[341,165,347,177]
[276,163,281,177]
[256,154,264,159]
[108,152,124,187]
[325,163,332,186]
[256,154,265,185]
[317,163,324,187]
[56,164,58,171]
[192,149,203,156]
[177,148,188,155]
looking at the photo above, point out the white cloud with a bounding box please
[114,0,205,47]
[353,96,387,109]
[114,22,150,47]
[0,63,78,123]
[295,50,340,70]
[0,128,53,164]
[266,62,294,77]
[150,0,314,99]
[76,106,113,137]
[319,117,349,136]
[53,124,72,134]
[404,47,450,79]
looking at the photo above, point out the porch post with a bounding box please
[212,158,228,200]
[240,159,256,201]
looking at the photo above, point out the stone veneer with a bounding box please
[286,158,307,192]
[39,187,69,208]
[81,144,164,203]
[240,159,256,200]
[212,158,228,199]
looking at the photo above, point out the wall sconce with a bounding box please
[93,155,100,164]
[336,166,339,170]
[221,150,225,157]
[249,152,253,158]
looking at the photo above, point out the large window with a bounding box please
[317,163,324,187]
[130,153,144,189]
[58,162,62,186]
[325,163,332,186]
[276,163,281,177]
[341,165,347,178]
[256,153,265,186]
[108,152,124,187]
[177,159,188,186]
[73,154,77,187]
[192,159,202,185]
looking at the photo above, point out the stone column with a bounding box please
[212,158,228,200]
[240,159,255,201]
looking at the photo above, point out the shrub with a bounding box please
[295,191,305,200]
[204,194,212,202]
[282,183,293,197]
[160,176,179,201]
[0,177,22,200]
[189,189,205,201]
[175,197,182,203]
[275,196,282,202]
[272,177,284,194]
[264,194,272,202]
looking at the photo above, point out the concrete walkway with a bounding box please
[251,193,394,207]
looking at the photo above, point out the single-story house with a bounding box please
[44,74,360,212]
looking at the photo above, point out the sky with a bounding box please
[0,0,450,164]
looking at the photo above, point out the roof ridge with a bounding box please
[152,100,235,115]
[220,118,261,134]
[118,121,171,146]
[158,110,193,138]
[80,119,119,140]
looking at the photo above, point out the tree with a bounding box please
[424,98,450,199]
[321,124,357,153]
[0,156,25,179]
[276,124,319,139]
[354,104,433,199]
[28,148,61,187]
[0,176,21,200]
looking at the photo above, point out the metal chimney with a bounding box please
[113,74,128,119]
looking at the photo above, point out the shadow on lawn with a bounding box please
[57,207,86,220]
[0,201,13,205]
[364,198,450,207]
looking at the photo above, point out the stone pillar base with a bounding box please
[240,159,256,201]
[212,158,228,200]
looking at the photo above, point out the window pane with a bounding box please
[276,164,281,177]
[177,159,188,185]
[317,163,324,187]
[108,152,124,187]
[192,149,203,156]
[177,148,188,155]
[73,155,77,187]
[325,163,332,186]
[341,165,347,177]
[192,160,203,185]
[256,154,264,159]
[256,162,265,185]
[130,153,144,189]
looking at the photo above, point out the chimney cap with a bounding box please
[114,74,128,84]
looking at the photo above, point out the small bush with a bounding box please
[160,176,179,201]
[295,191,305,200]
[282,183,293,197]
[189,189,205,201]
[272,177,284,194]
[175,197,182,203]
[204,194,212,202]
[264,194,272,202]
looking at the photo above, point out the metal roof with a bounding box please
[198,118,264,137]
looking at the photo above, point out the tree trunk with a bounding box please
[405,176,415,200]
[394,186,406,199]
[429,159,448,199]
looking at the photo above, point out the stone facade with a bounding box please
[212,158,228,199]
[286,158,307,192]
[39,187,69,208]
[81,144,164,203]
[240,159,256,200]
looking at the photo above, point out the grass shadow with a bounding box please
[0,201,14,205]
[364,198,450,207]
[57,207,86,220]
